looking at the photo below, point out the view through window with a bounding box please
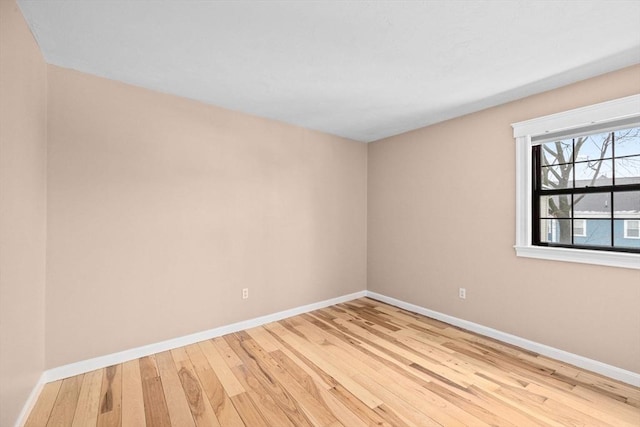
[532,127,640,252]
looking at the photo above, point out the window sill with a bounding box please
[514,245,640,269]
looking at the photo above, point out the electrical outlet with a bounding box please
[242,288,249,299]
[459,288,466,299]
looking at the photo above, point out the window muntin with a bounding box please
[532,127,640,253]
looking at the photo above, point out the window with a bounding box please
[532,127,640,252]
[625,220,640,239]
[512,94,640,269]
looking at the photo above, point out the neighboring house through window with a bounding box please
[512,94,640,269]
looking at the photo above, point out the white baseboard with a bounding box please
[14,372,47,427]
[43,290,367,383]
[365,291,640,387]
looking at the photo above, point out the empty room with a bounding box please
[1,0,640,426]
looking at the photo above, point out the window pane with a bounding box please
[574,159,613,187]
[614,155,640,185]
[539,195,571,218]
[574,219,611,247]
[540,219,571,244]
[615,220,640,248]
[613,191,640,218]
[575,132,613,162]
[541,140,572,166]
[541,165,572,189]
[574,193,611,218]
[614,127,640,157]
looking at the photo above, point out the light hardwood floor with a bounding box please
[25,298,640,426]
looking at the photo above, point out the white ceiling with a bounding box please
[18,1,640,142]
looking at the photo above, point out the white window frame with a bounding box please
[573,219,587,238]
[511,94,640,270]
[624,220,640,239]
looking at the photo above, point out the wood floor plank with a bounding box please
[155,350,196,427]
[139,356,172,427]
[96,365,122,427]
[26,298,640,426]
[72,369,103,427]
[121,359,146,427]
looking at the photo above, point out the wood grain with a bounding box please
[155,350,196,427]
[96,365,121,427]
[25,298,640,426]
[171,347,221,427]
[140,356,172,427]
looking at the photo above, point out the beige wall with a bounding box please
[45,66,367,368]
[0,0,48,425]
[368,64,640,373]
